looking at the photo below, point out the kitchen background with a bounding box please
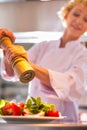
[0,0,87,112]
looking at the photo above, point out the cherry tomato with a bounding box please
[2,102,21,116]
[47,110,59,117]
[2,103,13,115]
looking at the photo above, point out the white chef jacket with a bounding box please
[27,38,87,122]
[1,37,87,122]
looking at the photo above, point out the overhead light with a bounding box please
[0,0,25,2]
[40,0,50,1]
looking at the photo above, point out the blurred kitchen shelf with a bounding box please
[0,76,28,102]
[14,31,87,44]
[0,31,87,59]
[14,31,62,44]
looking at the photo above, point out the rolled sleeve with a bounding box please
[48,66,86,101]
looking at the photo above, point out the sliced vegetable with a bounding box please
[0,99,9,115]
[1,102,21,116]
[0,99,9,109]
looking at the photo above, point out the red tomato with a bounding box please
[2,102,21,116]
[11,102,21,115]
[19,102,25,108]
[47,110,59,117]
[2,103,13,115]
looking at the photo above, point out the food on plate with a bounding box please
[0,97,60,117]
[47,110,60,117]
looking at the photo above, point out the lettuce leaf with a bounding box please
[26,97,55,114]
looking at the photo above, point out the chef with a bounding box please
[0,0,87,122]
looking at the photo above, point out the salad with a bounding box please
[0,97,60,117]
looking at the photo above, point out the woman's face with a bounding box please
[65,5,87,39]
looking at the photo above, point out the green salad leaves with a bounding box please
[26,97,55,114]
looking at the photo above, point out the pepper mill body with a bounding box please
[0,37,35,83]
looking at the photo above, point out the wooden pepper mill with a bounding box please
[0,36,35,83]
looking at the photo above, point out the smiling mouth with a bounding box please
[72,24,81,31]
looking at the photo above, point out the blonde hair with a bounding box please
[58,0,87,21]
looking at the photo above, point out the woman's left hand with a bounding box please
[0,28,16,43]
[4,45,29,63]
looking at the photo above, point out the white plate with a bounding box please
[0,116,66,124]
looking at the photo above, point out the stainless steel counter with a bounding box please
[0,123,87,130]
[0,118,87,130]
